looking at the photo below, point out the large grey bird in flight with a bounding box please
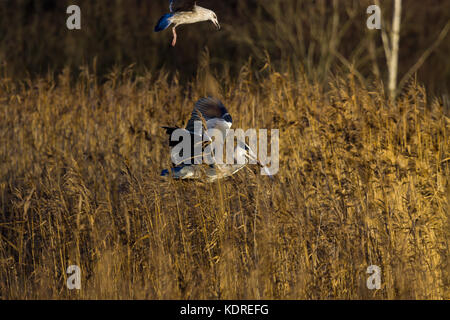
[154,0,220,46]
[161,97,264,182]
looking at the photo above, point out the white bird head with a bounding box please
[210,11,220,30]
[198,7,220,30]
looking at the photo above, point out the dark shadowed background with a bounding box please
[0,0,449,95]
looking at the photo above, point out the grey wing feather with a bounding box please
[185,97,229,132]
[170,0,196,12]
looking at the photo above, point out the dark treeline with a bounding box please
[0,0,449,95]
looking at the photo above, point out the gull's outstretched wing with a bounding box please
[185,97,232,133]
[169,0,197,12]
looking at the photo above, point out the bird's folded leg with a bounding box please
[172,27,177,47]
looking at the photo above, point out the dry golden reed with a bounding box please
[0,60,448,299]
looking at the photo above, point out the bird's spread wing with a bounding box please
[185,97,230,133]
[169,0,196,12]
[162,126,209,164]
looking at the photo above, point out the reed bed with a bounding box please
[0,60,448,299]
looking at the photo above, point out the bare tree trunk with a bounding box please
[388,0,402,99]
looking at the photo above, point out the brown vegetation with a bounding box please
[0,58,448,298]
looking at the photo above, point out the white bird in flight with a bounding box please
[161,97,268,182]
[154,0,220,46]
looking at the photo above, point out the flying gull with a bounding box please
[154,0,220,46]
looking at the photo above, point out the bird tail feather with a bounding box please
[154,13,174,32]
[161,166,186,178]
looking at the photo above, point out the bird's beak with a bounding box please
[214,20,221,30]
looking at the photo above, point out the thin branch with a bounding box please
[331,49,367,88]
[375,0,392,70]
[398,20,450,91]
[388,0,402,99]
